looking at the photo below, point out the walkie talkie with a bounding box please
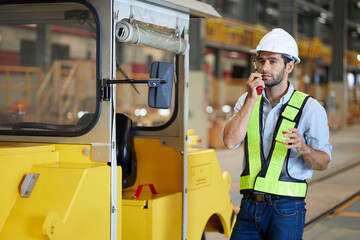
[253,60,263,95]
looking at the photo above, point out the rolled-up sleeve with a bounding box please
[301,98,333,161]
[229,93,248,121]
[223,93,248,149]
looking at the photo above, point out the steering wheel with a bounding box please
[12,122,67,131]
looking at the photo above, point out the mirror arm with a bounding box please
[101,78,167,101]
[105,78,167,85]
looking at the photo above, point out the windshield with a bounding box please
[0,2,99,135]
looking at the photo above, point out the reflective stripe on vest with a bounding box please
[240,91,309,197]
[240,95,262,190]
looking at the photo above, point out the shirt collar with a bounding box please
[263,82,295,105]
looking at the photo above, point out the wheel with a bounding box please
[201,231,206,240]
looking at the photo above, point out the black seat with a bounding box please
[116,113,137,189]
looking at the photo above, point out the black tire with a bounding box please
[201,231,206,240]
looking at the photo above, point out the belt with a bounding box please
[244,193,304,202]
[245,193,285,202]
[246,193,270,202]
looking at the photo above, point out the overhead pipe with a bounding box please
[115,20,187,54]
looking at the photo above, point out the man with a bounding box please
[223,28,332,240]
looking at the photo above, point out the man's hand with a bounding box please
[282,128,309,155]
[246,72,264,101]
[282,128,329,171]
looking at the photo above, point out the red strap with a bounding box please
[132,184,159,199]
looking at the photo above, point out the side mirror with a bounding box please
[148,62,174,109]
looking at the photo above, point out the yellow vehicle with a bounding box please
[0,0,234,239]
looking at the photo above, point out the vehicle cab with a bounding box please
[0,1,234,239]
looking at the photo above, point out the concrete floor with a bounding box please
[304,195,360,240]
[205,124,360,240]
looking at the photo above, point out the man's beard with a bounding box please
[264,67,286,88]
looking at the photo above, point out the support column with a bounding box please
[279,0,298,37]
[331,0,348,128]
[189,19,204,71]
[36,24,52,72]
[189,19,208,147]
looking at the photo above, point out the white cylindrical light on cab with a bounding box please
[222,105,231,113]
[206,106,213,114]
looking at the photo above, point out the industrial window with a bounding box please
[0,1,100,136]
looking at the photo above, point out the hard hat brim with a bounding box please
[249,49,301,64]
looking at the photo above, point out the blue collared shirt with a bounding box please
[230,83,332,180]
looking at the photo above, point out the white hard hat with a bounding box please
[250,28,301,64]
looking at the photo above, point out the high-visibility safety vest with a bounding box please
[240,90,310,197]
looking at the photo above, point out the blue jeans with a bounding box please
[230,195,306,240]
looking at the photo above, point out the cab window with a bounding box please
[0,2,99,135]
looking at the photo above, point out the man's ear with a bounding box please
[286,61,295,74]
